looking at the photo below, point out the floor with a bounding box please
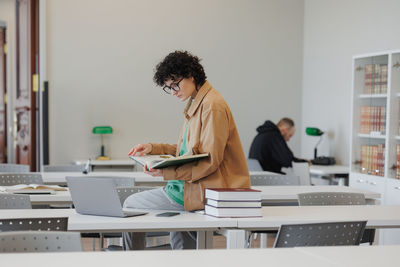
[81,233,276,251]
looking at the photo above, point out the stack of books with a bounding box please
[204,188,262,218]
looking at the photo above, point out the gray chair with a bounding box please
[298,192,366,206]
[247,158,263,171]
[274,221,366,247]
[116,186,155,205]
[43,164,85,172]
[297,192,374,244]
[0,231,82,252]
[250,174,300,186]
[0,164,29,173]
[0,194,32,209]
[0,217,68,232]
[0,173,44,186]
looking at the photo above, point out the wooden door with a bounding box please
[0,27,6,163]
[15,0,39,170]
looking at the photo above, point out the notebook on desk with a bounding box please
[66,177,147,218]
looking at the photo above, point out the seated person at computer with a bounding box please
[124,51,250,250]
[248,117,309,174]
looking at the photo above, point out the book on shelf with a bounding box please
[205,188,261,201]
[360,144,385,177]
[204,205,261,218]
[129,153,209,169]
[206,198,262,208]
[364,64,388,94]
[359,106,386,135]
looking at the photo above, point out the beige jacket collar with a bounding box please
[184,80,212,119]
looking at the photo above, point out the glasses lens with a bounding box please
[163,86,171,94]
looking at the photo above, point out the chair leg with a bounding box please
[100,233,104,249]
[260,233,267,248]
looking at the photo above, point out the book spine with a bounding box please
[381,64,388,94]
[397,144,400,179]
[365,64,372,94]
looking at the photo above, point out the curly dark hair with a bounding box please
[153,51,207,88]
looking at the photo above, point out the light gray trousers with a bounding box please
[122,187,197,250]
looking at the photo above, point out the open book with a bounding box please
[0,184,67,194]
[129,153,209,169]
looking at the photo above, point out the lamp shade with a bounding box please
[306,127,323,136]
[92,126,113,135]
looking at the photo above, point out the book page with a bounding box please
[3,184,67,192]
[130,154,174,166]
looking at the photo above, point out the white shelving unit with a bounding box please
[349,50,400,244]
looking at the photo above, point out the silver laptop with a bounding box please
[66,176,147,217]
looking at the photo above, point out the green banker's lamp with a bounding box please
[305,127,324,159]
[305,127,336,165]
[93,126,113,160]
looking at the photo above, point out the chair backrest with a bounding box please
[0,164,29,173]
[298,192,366,206]
[0,217,68,232]
[43,164,85,172]
[0,194,32,209]
[247,158,263,171]
[116,186,155,205]
[0,173,44,186]
[89,176,135,187]
[250,173,300,186]
[291,162,311,185]
[0,231,82,252]
[274,221,367,248]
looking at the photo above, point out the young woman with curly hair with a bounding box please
[123,51,250,250]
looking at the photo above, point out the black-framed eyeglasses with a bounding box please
[162,78,184,94]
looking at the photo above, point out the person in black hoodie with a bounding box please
[249,117,308,174]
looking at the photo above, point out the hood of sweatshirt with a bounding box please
[256,120,279,133]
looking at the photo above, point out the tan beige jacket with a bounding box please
[151,81,250,211]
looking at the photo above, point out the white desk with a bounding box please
[309,165,349,186]
[25,185,380,206]
[3,206,400,250]
[41,171,165,186]
[2,245,400,267]
[229,205,400,249]
[0,209,236,249]
[41,170,281,186]
[28,190,72,205]
[237,205,400,230]
[68,209,238,248]
[74,159,135,166]
[296,245,399,267]
[0,208,75,219]
[73,159,136,172]
[42,171,279,185]
[253,185,380,205]
[309,165,349,175]
[0,248,333,267]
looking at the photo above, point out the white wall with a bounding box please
[46,0,304,163]
[301,0,400,165]
[0,0,16,163]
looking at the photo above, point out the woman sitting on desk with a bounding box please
[124,51,250,250]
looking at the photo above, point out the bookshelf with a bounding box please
[350,50,400,244]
